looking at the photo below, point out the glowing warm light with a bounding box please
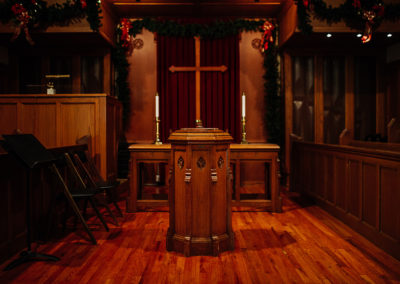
[326,33,332,38]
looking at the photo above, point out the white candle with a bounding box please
[155,92,159,118]
[242,92,246,118]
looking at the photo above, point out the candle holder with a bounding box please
[155,117,162,145]
[241,117,248,144]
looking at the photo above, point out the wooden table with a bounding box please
[230,144,281,212]
[127,144,171,212]
[127,143,281,212]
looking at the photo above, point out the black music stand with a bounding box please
[1,134,60,271]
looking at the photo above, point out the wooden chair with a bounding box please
[73,151,123,218]
[50,153,110,244]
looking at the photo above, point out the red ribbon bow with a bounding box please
[261,21,274,52]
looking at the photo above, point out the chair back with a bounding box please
[82,151,105,183]
[72,153,98,189]
[63,153,88,193]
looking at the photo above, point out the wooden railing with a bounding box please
[339,128,400,152]
[0,143,87,264]
[291,140,400,260]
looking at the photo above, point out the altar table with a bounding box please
[127,143,281,212]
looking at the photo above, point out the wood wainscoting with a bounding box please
[0,94,122,180]
[291,140,400,260]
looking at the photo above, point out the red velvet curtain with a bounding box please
[157,34,240,142]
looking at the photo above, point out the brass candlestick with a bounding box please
[241,117,248,144]
[155,117,162,145]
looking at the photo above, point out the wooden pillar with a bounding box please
[376,54,385,136]
[103,50,111,95]
[314,56,324,144]
[345,56,355,139]
[283,52,293,188]
[72,55,81,93]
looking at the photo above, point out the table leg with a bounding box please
[127,157,138,212]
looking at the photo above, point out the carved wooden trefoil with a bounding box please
[197,157,206,169]
[177,156,184,169]
[218,156,224,169]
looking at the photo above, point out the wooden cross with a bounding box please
[169,37,228,127]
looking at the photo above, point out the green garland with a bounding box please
[113,36,131,129]
[128,18,265,38]
[263,29,281,145]
[115,18,281,146]
[297,0,400,34]
[0,0,102,32]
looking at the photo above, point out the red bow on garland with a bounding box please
[80,0,87,9]
[360,3,384,43]
[119,18,132,49]
[261,20,275,52]
[10,3,34,45]
[352,0,385,43]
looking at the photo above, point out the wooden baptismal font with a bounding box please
[167,128,234,256]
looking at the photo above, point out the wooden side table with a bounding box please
[230,144,282,212]
[127,144,171,212]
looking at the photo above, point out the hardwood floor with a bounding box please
[1,193,400,283]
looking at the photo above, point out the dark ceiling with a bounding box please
[106,0,286,17]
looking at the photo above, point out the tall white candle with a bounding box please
[155,92,159,118]
[242,92,246,118]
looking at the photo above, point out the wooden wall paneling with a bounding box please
[106,100,114,179]
[297,145,304,193]
[291,141,400,260]
[380,164,400,241]
[0,94,119,180]
[345,56,354,139]
[347,159,361,219]
[284,52,293,188]
[59,101,96,147]
[376,55,386,136]
[106,97,120,179]
[302,147,308,194]
[315,152,325,199]
[314,56,324,143]
[0,103,18,134]
[302,148,310,194]
[310,150,317,196]
[326,154,335,204]
[335,156,347,211]
[20,103,57,147]
[362,162,379,229]
[98,96,107,178]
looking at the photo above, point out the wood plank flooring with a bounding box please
[1,193,400,283]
